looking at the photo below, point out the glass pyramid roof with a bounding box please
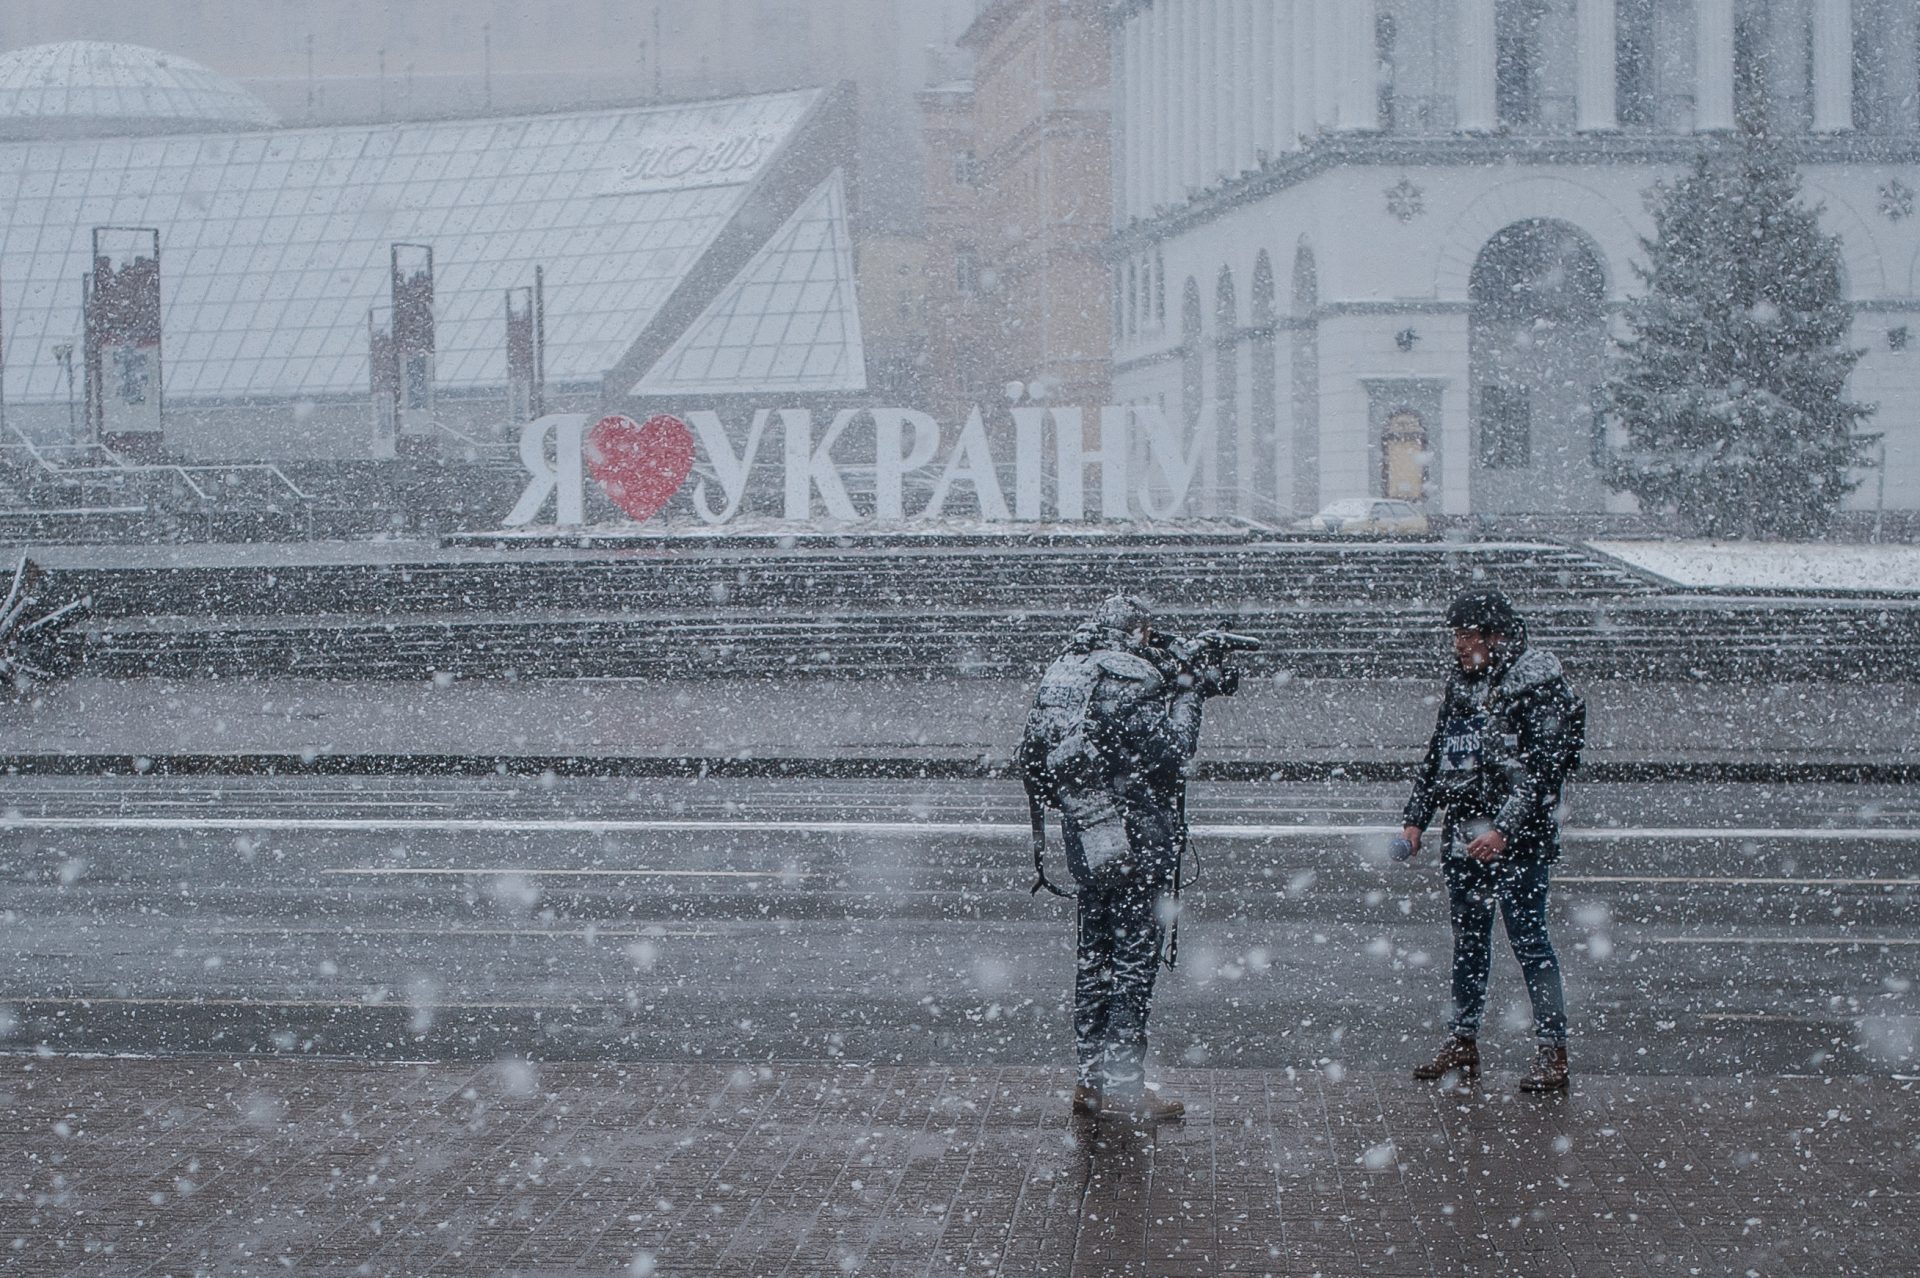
[0,88,822,404]
[631,169,866,397]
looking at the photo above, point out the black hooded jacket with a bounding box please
[1401,643,1586,863]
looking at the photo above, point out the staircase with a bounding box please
[43,539,1915,682]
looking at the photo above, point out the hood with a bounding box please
[1066,621,1138,655]
[1498,646,1565,695]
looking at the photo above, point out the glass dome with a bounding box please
[0,42,279,141]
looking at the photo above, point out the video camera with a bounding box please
[1155,628,1263,697]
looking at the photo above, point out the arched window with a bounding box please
[1215,267,1241,513]
[1154,253,1167,331]
[1469,219,1608,513]
[1181,278,1204,435]
[1289,245,1319,515]
[1250,252,1278,515]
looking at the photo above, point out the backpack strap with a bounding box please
[1027,787,1075,898]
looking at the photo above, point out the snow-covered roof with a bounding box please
[0,87,863,404]
[0,42,279,139]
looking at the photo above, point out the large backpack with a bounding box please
[1017,651,1121,896]
[1017,652,1113,809]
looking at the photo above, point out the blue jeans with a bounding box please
[1443,854,1568,1045]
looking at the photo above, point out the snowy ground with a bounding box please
[3,773,1914,1077]
[1593,538,1920,593]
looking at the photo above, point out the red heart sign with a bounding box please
[584,413,695,522]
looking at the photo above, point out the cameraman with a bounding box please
[1020,595,1238,1124]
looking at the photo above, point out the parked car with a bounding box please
[1293,498,1430,536]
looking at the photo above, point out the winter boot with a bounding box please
[1519,1044,1570,1093]
[1412,1035,1480,1083]
[1111,1090,1184,1125]
[1071,1084,1103,1116]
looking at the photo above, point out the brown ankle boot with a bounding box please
[1519,1044,1570,1093]
[1412,1036,1480,1082]
[1071,1084,1102,1116]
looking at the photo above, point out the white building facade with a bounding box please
[1109,0,1920,527]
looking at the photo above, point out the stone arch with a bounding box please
[1433,176,1640,301]
[1469,219,1609,515]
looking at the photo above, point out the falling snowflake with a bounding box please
[1385,177,1424,223]
[1879,179,1914,222]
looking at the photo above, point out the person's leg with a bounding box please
[1092,863,1165,1102]
[1498,859,1568,1046]
[1073,887,1119,1092]
[1445,856,1498,1041]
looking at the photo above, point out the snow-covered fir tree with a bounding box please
[1601,140,1875,538]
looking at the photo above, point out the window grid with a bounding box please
[0,90,820,400]
[633,170,866,397]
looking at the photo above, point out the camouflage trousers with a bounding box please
[1071,857,1173,1099]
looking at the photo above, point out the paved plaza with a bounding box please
[4,1056,1913,1276]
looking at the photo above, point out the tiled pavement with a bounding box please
[2,1056,1915,1276]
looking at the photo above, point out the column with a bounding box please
[1119,18,1134,220]
[1292,0,1318,137]
[1812,0,1855,132]
[1130,16,1147,219]
[1314,0,1341,131]
[1196,0,1215,187]
[1890,0,1920,131]
[1236,0,1260,169]
[1185,0,1204,192]
[1695,0,1735,131]
[1576,0,1618,130]
[1170,0,1187,197]
[1215,0,1238,178]
[1250,0,1275,160]
[1128,15,1144,213]
[1338,0,1380,129]
[1161,0,1179,204]
[1270,0,1295,150]
[1457,0,1498,130]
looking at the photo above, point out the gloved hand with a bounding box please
[1184,663,1239,698]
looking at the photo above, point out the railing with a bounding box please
[430,420,518,465]
[0,426,316,540]
[2,425,314,509]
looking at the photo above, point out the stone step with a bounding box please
[46,541,1658,618]
[68,598,1920,682]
